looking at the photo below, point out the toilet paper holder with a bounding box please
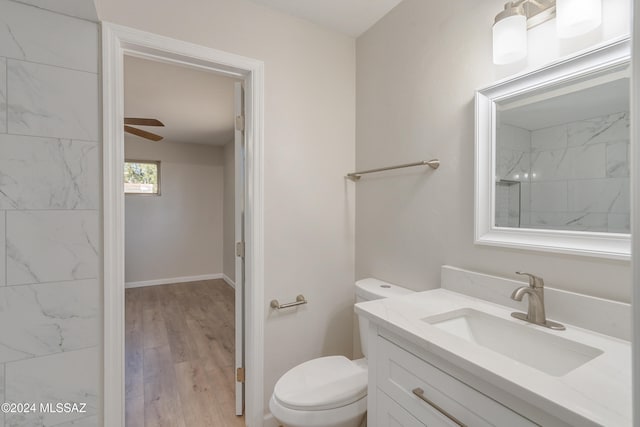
[270,294,308,310]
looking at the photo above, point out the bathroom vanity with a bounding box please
[355,266,632,427]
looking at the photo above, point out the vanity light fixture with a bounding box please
[493,2,529,64]
[493,0,602,65]
[556,0,602,38]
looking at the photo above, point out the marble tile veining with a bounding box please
[531,124,567,151]
[530,143,606,181]
[7,60,98,141]
[0,211,5,286]
[565,212,609,232]
[499,109,630,233]
[0,0,98,73]
[0,362,4,427]
[527,212,569,230]
[496,148,529,180]
[567,178,630,215]
[606,141,630,178]
[6,211,98,286]
[0,279,98,363]
[567,112,629,147]
[0,57,6,134]
[5,347,98,427]
[0,135,98,209]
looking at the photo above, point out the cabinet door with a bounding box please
[377,337,536,427]
[377,392,428,427]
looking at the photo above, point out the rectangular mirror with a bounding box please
[475,39,631,259]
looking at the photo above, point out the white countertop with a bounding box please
[355,288,632,427]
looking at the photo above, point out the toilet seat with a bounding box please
[269,394,367,427]
[273,356,368,411]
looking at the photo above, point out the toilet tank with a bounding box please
[355,278,414,358]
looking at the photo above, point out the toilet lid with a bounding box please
[273,356,367,411]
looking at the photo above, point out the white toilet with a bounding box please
[269,278,414,427]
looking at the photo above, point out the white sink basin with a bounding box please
[423,308,603,376]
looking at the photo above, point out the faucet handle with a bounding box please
[516,272,544,288]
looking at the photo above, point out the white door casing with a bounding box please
[102,22,265,427]
[234,81,246,416]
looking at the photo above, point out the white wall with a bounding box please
[356,0,632,303]
[96,0,357,416]
[223,141,236,283]
[0,1,99,425]
[124,138,224,285]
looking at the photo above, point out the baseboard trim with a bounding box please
[222,274,236,289]
[125,273,224,289]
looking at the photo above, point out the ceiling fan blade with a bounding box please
[124,118,165,127]
[124,125,164,142]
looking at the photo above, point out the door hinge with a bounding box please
[236,241,245,258]
[237,367,245,383]
[235,115,245,131]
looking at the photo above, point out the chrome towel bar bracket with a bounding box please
[346,159,440,181]
[270,294,308,310]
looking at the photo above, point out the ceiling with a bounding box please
[500,78,630,131]
[124,55,240,146]
[247,0,403,37]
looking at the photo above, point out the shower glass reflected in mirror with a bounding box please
[495,67,630,234]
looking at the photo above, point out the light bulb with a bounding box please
[493,14,528,64]
[556,0,602,38]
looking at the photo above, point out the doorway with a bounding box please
[122,54,243,426]
[102,23,265,427]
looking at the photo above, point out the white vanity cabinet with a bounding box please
[357,269,632,427]
[367,325,558,427]
[373,334,536,427]
[376,392,426,427]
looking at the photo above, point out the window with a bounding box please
[124,160,160,195]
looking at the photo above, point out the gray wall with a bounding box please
[124,139,225,284]
[0,1,99,425]
[355,0,632,303]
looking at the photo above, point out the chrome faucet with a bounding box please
[510,272,565,330]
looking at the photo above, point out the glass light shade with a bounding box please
[556,0,602,38]
[493,14,528,65]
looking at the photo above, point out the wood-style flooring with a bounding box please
[125,279,244,427]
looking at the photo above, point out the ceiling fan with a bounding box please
[124,118,165,141]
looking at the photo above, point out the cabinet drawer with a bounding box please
[376,337,537,427]
[377,391,426,427]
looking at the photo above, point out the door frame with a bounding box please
[102,22,265,427]
[632,1,639,424]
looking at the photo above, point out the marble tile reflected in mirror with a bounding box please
[495,72,630,234]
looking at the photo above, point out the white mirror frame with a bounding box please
[475,38,631,260]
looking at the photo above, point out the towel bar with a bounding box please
[270,295,308,309]
[347,159,440,180]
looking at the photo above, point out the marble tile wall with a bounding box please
[0,1,100,426]
[495,124,529,227]
[528,112,630,233]
[496,113,630,233]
